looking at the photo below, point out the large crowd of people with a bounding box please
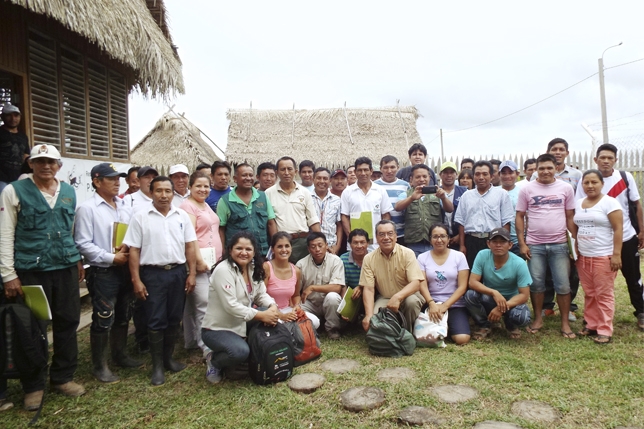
[1,106,642,412]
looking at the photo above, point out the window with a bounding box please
[28,32,60,149]
[60,47,87,155]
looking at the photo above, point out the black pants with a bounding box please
[621,235,643,316]
[139,265,187,331]
[543,263,579,312]
[464,235,489,269]
[86,266,133,333]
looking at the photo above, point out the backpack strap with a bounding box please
[619,170,631,202]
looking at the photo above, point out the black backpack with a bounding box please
[248,322,294,385]
[365,308,416,357]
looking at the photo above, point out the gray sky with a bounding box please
[129,0,644,163]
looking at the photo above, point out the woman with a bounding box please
[458,169,474,190]
[263,232,320,328]
[201,232,280,383]
[417,224,471,344]
[179,172,223,357]
[573,169,623,344]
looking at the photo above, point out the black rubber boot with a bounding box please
[110,325,143,368]
[163,326,187,373]
[149,330,165,386]
[91,331,120,383]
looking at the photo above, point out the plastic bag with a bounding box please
[413,304,448,348]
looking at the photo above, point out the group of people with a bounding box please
[0,103,642,412]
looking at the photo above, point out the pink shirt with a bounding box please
[180,200,223,259]
[265,261,297,309]
[516,180,575,245]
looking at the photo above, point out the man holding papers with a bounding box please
[75,163,142,384]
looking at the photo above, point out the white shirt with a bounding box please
[574,195,622,257]
[122,189,152,215]
[74,193,132,267]
[340,181,393,252]
[122,204,197,266]
[171,190,190,208]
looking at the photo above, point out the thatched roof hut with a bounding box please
[8,0,183,98]
[131,113,220,174]
[225,106,422,169]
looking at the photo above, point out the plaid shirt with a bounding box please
[311,190,341,246]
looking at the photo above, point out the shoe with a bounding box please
[568,311,577,322]
[327,329,341,340]
[149,330,165,386]
[90,331,120,383]
[0,398,14,412]
[23,390,43,411]
[541,309,556,317]
[594,335,612,344]
[205,353,222,384]
[110,325,143,368]
[163,326,187,373]
[51,381,86,397]
[577,327,598,337]
[637,313,644,331]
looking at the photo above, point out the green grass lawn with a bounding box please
[4,267,644,428]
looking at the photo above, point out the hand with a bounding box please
[362,314,372,332]
[428,302,446,323]
[610,254,622,272]
[488,306,503,322]
[492,291,508,313]
[196,259,210,273]
[185,274,196,294]
[351,286,362,300]
[3,278,23,298]
[449,236,459,246]
[77,260,85,283]
[279,310,298,322]
[386,295,402,312]
[411,186,424,200]
[435,187,446,199]
[113,251,129,266]
[261,305,280,326]
[133,280,148,301]
[301,287,314,303]
[519,244,531,261]
[638,231,644,249]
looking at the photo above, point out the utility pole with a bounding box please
[598,42,622,144]
[439,128,444,162]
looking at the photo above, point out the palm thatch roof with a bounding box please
[131,113,220,174]
[225,106,422,169]
[10,0,183,98]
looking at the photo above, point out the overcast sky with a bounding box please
[129,0,644,163]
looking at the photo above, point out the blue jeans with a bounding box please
[464,290,531,331]
[201,329,250,370]
[407,241,433,258]
[86,266,133,333]
[527,243,570,294]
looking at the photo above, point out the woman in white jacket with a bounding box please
[201,231,280,384]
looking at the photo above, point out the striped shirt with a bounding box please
[311,190,341,246]
[340,251,363,288]
[374,178,410,237]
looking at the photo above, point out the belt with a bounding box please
[290,232,309,240]
[467,232,489,239]
[142,264,181,270]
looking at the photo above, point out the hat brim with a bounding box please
[30,153,60,160]
[101,172,127,178]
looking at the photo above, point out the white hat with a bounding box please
[169,164,189,176]
[30,144,61,160]
[1,104,20,115]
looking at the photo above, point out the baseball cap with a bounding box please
[488,227,512,242]
[1,104,20,115]
[30,144,61,160]
[169,164,189,176]
[91,163,127,179]
[440,161,458,173]
[330,169,347,178]
[137,166,159,178]
[499,160,518,172]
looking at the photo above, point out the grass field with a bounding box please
[4,267,644,428]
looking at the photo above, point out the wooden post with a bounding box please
[343,102,354,145]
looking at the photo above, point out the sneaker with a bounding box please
[23,390,43,411]
[568,311,577,322]
[638,313,644,331]
[0,398,14,412]
[542,309,556,317]
[205,353,222,384]
[51,381,86,397]
[327,329,341,340]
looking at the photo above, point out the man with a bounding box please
[330,168,348,197]
[576,143,644,329]
[169,164,190,207]
[118,166,140,198]
[396,143,438,185]
[454,160,514,268]
[341,229,370,292]
[374,155,410,241]
[298,160,315,193]
[206,160,232,213]
[341,157,393,252]
[346,165,357,186]
[195,163,212,176]
[0,104,29,193]
[460,158,474,172]
[360,220,425,332]
[516,154,576,338]
[370,166,382,181]
[296,232,344,339]
[515,158,536,190]
[489,159,501,187]
[439,161,467,251]
[395,164,453,256]
[123,176,197,386]
[123,166,158,215]
[256,162,277,191]
[74,163,142,384]
[311,167,343,254]
[499,160,521,254]
[218,163,277,256]
[464,228,532,340]
[265,157,321,263]
[0,144,86,409]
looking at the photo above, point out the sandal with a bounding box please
[594,335,612,344]
[472,328,491,340]
[560,330,576,339]
[508,329,521,340]
[526,325,541,334]
[577,327,598,337]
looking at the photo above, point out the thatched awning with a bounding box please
[225,106,422,169]
[131,113,220,174]
[10,0,183,98]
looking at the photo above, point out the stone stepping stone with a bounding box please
[431,384,478,403]
[398,406,444,426]
[474,421,524,429]
[287,373,325,394]
[320,358,360,374]
[376,367,415,383]
[340,386,385,412]
[511,400,561,423]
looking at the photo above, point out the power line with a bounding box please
[587,111,644,127]
[605,57,644,70]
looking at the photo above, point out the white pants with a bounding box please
[300,291,342,332]
[281,307,321,330]
[183,271,210,355]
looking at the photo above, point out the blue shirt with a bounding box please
[374,178,410,237]
[340,251,362,288]
[453,186,514,233]
[471,249,532,299]
[206,187,231,213]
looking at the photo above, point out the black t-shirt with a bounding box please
[0,127,30,183]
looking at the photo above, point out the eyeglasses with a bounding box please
[431,235,448,241]
[377,231,396,238]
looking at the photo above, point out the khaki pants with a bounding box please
[374,292,424,332]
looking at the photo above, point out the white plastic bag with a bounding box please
[413,304,448,348]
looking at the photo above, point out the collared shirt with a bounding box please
[453,186,514,233]
[530,166,582,191]
[122,204,197,266]
[171,190,191,208]
[340,182,394,251]
[359,243,424,298]
[217,186,276,226]
[374,178,410,237]
[340,251,363,288]
[265,182,320,234]
[74,192,132,267]
[296,253,345,290]
[206,186,231,213]
[122,189,152,215]
[311,190,342,246]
